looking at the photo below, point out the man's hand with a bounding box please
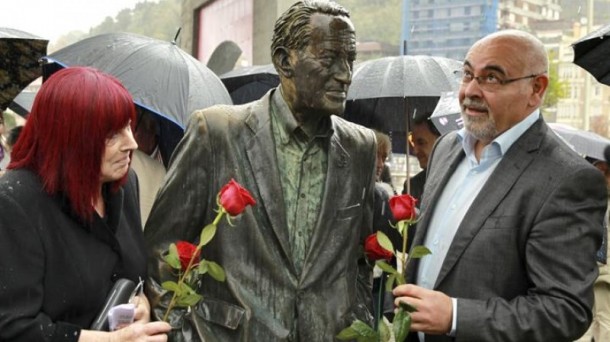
[393,284,453,335]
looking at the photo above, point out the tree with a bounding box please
[53,0,181,51]
[542,50,566,121]
[339,0,402,45]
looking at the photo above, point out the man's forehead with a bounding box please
[464,38,522,73]
[309,13,355,37]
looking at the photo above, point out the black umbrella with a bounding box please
[0,27,48,111]
[344,55,462,153]
[430,91,462,135]
[548,123,610,161]
[9,90,36,117]
[42,32,232,163]
[220,64,279,104]
[572,23,610,86]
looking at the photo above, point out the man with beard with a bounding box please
[144,1,376,341]
[393,30,607,342]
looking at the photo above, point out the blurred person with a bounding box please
[402,112,441,200]
[134,108,163,164]
[576,157,610,342]
[144,1,377,340]
[371,130,400,325]
[374,130,395,195]
[0,111,8,170]
[0,67,170,341]
[393,30,606,342]
[131,109,166,228]
[6,125,23,153]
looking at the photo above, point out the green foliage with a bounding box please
[200,224,217,246]
[337,0,402,44]
[163,243,181,270]
[337,320,378,341]
[543,49,566,111]
[376,231,395,255]
[88,0,181,41]
[393,302,413,342]
[204,260,226,282]
[53,0,181,51]
[409,245,432,259]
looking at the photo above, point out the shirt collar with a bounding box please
[457,109,540,158]
[271,88,333,144]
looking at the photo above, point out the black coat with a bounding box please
[0,169,146,341]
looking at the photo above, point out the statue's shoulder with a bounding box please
[331,115,375,145]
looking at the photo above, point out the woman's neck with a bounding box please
[92,189,105,217]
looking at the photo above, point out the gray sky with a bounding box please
[1,0,154,43]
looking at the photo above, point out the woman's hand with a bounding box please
[110,321,172,342]
[131,293,151,324]
[79,321,171,342]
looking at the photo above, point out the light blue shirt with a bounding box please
[416,110,540,340]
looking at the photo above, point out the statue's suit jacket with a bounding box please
[406,119,607,342]
[145,90,376,341]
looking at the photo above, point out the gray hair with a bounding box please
[271,0,350,56]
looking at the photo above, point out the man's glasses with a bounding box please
[454,69,543,92]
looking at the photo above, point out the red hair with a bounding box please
[9,67,136,221]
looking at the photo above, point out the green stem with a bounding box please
[162,208,226,322]
[399,221,409,285]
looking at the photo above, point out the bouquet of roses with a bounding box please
[160,179,256,322]
[338,194,431,342]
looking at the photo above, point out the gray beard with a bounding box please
[463,114,497,143]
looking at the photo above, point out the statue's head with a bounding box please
[271,0,356,122]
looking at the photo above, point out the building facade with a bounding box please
[400,0,561,59]
[179,0,295,67]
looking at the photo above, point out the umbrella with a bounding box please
[548,123,610,161]
[344,55,462,154]
[0,27,48,111]
[9,90,36,117]
[572,23,610,86]
[430,91,462,135]
[42,32,232,163]
[220,64,279,104]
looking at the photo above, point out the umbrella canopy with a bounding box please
[0,27,48,111]
[548,123,610,161]
[572,23,610,86]
[430,91,462,135]
[43,32,232,163]
[220,64,279,104]
[344,55,462,153]
[9,90,36,117]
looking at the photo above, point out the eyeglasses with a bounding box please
[454,69,543,92]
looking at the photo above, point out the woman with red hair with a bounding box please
[0,67,170,341]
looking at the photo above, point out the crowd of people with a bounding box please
[0,0,608,341]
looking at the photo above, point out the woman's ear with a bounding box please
[272,47,293,78]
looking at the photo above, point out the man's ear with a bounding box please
[529,74,549,107]
[272,47,293,78]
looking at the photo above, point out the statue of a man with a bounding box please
[145,1,377,340]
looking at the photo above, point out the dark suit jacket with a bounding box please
[406,119,607,342]
[145,90,377,341]
[0,169,146,341]
[402,169,427,202]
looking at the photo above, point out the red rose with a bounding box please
[219,179,256,216]
[389,194,418,221]
[176,241,200,271]
[364,234,393,261]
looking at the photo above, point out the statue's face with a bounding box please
[289,13,356,117]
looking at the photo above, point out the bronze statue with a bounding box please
[145,1,377,340]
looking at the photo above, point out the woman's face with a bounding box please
[100,122,138,183]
